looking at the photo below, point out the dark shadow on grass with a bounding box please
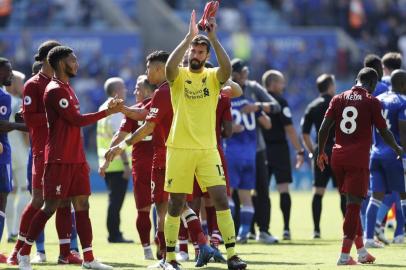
[369,263,406,268]
[273,241,330,246]
[104,262,141,268]
[247,260,305,266]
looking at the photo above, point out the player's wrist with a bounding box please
[118,140,129,150]
[296,149,305,156]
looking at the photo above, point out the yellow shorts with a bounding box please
[165,147,226,194]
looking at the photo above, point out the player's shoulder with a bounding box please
[24,73,41,89]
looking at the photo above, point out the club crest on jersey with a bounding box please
[0,106,7,115]
[24,96,32,105]
[56,185,61,195]
[59,98,69,109]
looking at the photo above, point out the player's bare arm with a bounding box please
[399,119,406,150]
[302,133,315,158]
[377,127,404,157]
[119,106,148,121]
[0,120,28,132]
[258,112,272,130]
[317,117,335,171]
[105,121,156,162]
[223,79,242,98]
[221,119,233,138]
[166,10,198,82]
[99,130,129,177]
[206,17,231,84]
[284,124,305,168]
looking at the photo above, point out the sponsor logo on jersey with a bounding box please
[0,106,7,115]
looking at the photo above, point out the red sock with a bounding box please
[205,206,217,236]
[157,231,166,256]
[20,210,51,256]
[136,211,151,247]
[184,210,206,246]
[354,216,364,249]
[178,221,189,253]
[75,210,94,262]
[56,207,72,257]
[15,203,40,251]
[341,203,360,254]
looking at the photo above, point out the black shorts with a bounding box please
[266,143,292,184]
[313,146,336,188]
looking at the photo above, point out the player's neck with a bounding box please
[188,66,204,73]
[54,72,70,84]
[40,64,54,78]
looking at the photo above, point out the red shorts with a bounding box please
[331,163,369,198]
[32,154,45,190]
[132,162,152,210]
[151,167,169,204]
[43,163,91,199]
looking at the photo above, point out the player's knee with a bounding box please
[42,199,60,215]
[346,194,363,205]
[372,192,385,201]
[314,187,325,196]
[168,195,185,216]
[31,196,44,209]
[72,196,90,211]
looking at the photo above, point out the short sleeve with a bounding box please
[221,96,232,122]
[371,97,387,129]
[325,96,337,119]
[280,99,293,126]
[399,100,406,121]
[119,116,133,133]
[209,67,221,97]
[169,67,185,94]
[301,105,313,134]
[146,90,171,124]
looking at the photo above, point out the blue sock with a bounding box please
[376,195,392,225]
[70,210,78,252]
[360,195,370,229]
[238,206,254,238]
[152,206,157,235]
[0,211,5,241]
[394,197,404,237]
[36,230,45,253]
[365,198,381,239]
[228,199,235,218]
[201,220,208,235]
[401,200,406,222]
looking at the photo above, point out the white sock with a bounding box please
[5,192,15,236]
[15,188,30,233]
[357,247,367,257]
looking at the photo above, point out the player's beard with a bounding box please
[66,68,76,78]
[3,79,12,86]
[189,58,204,70]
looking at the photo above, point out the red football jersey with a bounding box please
[145,82,173,169]
[216,92,232,145]
[325,86,386,168]
[22,72,51,156]
[44,78,107,163]
[119,98,153,165]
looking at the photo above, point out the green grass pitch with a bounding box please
[1,191,405,269]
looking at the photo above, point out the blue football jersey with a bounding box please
[371,91,406,159]
[0,87,11,164]
[372,81,390,97]
[225,96,260,160]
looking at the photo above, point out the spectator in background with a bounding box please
[262,69,304,240]
[96,77,133,243]
[5,70,30,243]
[0,0,11,27]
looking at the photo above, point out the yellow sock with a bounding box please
[164,214,180,261]
[216,209,236,259]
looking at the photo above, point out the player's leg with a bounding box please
[365,158,385,248]
[252,150,271,242]
[133,169,153,259]
[198,149,247,270]
[236,189,254,243]
[393,194,404,243]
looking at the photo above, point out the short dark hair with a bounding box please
[0,57,10,68]
[146,50,169,64]
[35,40,61,62]
[357,67,378,86]
[382,52,402,71]
[363,54,383,80]
[32,61,43,74]
[316,74,335,93]
[391,69,406,92]
[191,35,211,53]
[47,46,73,71]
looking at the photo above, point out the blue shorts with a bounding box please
[227,158,256,190]
[369,158,406,193]
[0,163,13,193]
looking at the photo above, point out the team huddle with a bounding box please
[0,7,406,270]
